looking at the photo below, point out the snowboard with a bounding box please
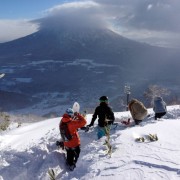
[72,102,87,118]
[72,102,80,113]
[72,102,88,131]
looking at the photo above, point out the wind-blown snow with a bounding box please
[0,105,180,180]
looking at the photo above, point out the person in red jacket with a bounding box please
[59,108,86,171]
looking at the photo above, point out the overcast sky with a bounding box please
[0,0,180,48]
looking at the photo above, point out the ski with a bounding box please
[104,125,113,156]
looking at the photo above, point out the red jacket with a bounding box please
[60,113,86,148]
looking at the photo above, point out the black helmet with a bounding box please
[99,96,108,102]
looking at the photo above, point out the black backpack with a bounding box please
[60,121,73,142]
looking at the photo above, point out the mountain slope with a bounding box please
[0,27,152,63]
[0,26,180,113]
[0,105,180,180]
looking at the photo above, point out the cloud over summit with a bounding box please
[0,0,180,47]
[37,1,109,30]
[36,0,180,47]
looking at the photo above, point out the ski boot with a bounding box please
[148,134,158,141]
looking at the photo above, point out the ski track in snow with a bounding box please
[0,105,180,180]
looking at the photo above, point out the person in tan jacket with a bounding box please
[128,99,148,125]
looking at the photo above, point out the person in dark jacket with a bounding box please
[153,96,167,120]
[87,96,115,139]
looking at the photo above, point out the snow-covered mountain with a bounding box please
[0,105,180,180]
[0,28,144,62]
[0,24,180,114]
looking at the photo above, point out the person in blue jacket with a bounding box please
[153,96,167,120]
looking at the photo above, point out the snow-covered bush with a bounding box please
[0,112,10,131]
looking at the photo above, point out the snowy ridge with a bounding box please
[0,105,180,180]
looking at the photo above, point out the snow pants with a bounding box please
[155,112,166,120]
[65,146,81,166]
[97,125,111,139]
[134,119,142,125]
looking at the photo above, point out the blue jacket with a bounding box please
[153,97,167,113]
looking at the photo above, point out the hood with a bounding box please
[154,96,163,102]
[129,99,138,104]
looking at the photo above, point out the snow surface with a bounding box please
[0,105,180,180]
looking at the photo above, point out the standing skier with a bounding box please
[153,96,167,120]
[87,96,115,139]
[59,108,86,171]
[128,99,148,125]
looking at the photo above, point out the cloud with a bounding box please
[0,19,38,43]
[93,0,180,31]
[35,0,180,48]
[37,1,109,31]
[0,0,179,48]
[92,0,180,47]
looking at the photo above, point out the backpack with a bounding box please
[60,121,73,142]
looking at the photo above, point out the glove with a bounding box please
[74,112,80,116]
[74,112,79,116]
[80,126,90,132]
[87,123,93,127]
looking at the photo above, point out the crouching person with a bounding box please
[59,108,86,171]
[128,99,148,125]
[153,96,167,120]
